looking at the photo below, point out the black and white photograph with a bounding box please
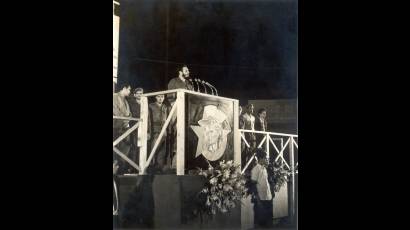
[113,0,298,229]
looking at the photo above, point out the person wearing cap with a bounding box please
[193,105,231,161]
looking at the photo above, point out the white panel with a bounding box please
[113,15,119,81]
[273,182,289,218]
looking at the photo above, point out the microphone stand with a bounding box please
[200,80,207,94]
[192,79,200,92]
[207,82,218,96]
[188,79,196,91]
[195,79,204,93]
[205,81,215,95]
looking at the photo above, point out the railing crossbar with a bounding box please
[113,146,140,171]
[113,122,140,147]
[240,132,250,148]
[274,137,291,162]
[142,102,177,173]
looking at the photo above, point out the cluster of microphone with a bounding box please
[188,78,218,96]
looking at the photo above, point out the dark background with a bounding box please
[5,1,403,229]
[118,0,297,103]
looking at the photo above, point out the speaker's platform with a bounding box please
[115,174,241,229]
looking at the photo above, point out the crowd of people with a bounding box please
[113,65,194,175]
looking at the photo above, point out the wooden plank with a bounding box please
[273,182,289,218]
[113,147,140,171]
[239,129,298,137]
[233,100,241,167]
[176,91,185,175]
[113,116,140,121]
[240,132,250,148]
[143,89,238,102]
[112,122,139,147]
[139,96,148,175]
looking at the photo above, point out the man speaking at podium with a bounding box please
[166,64,194,170]
[168,64,194,92]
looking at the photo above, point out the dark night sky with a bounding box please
[118,0,297,103]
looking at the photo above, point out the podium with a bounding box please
[138,89,241,174]
[115,89,296,229]
[116,90,246,229]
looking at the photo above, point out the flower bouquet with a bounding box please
[196,160,247,216]
[268,159,292,193]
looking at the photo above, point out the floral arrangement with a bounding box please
[196,160,247,216]
[268,159,292,193]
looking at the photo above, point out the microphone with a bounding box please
[204,81,215,95]
[193,79,199,92]
[194,79,200,92]
[198,79,208,94]
[188,79,196,92]
[206,82,218,96]
[195,79,204,93]
[200,80,208,94]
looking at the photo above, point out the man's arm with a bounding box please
[239,114,245,129]
[113,95,121,115]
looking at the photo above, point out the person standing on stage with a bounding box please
[148,94,169,173]
[126,87,144,173]
[255,108,268,148]
[239,105,244,128]
[251,149,274,228]
[240,104,257,166]
[113,83,132,174]
[167,65,194,169]
[241,104,257,148]
[167,64,194,93]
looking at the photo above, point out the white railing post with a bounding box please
[266,133,270,159]
[139,96,148,175]
[289,136,296,222]
[233,100,241,167]
[281,138,284,164]
[281,138,284,152]
[113,179,119,215]
[176,91,185,175]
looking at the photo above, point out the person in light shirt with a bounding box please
[251,149,274,228]
[241,104,257,166]
[241,104,256,148]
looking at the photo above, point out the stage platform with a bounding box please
[115,174,241,229]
